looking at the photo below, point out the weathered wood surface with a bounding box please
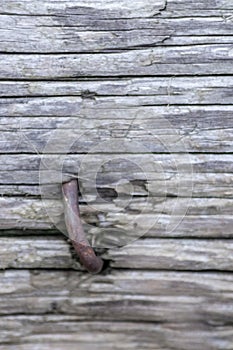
[0,318,232,350]
[0,77,233,100]
[0,270,233,349]
[1,0,233,348]
[1,214,233,239]
[1,171,233,198]
[1,46,233,79]
[1,107,233,153]
[0,154,233,199]
[0,270,232,322]
[1,16,233,53]
[0,236,232,270]
[0,0,167,18]
[0,170,233,198]
[1,197,233,237]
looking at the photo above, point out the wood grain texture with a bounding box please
[0,317,232,350]
[0,0,232,16]
[1,172,232,198]
[0,270,232,320]
[1,197,233,237]
[1,106,233,153]
[0,236,232,271]
[0,16,233,53]
[1,0,233,348]
[1,215,232,239]
[0,267,232,350]
[0,0,167,17]
[0,77,233,102]
[1,45,233,79]
[0,154,232,198]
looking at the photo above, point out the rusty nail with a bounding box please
[62,179,103,274]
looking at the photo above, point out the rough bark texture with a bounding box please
[0,0,233,349]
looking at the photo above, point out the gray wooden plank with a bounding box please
[0,16,233,53]
[0,270,232,332]
[2,193,232,218]
[1,214,232,239]
[0,236,232,270]
[0,236,78,270]
[0,0,166,18]
[166,0,233,11]
[1,77,233,104]
[0,321,232,350]
[0,316,232,350]
[110,214,233,238]
[1,197,233,231]
[1,15,232,34]
[0,0,232,16]
[1,44,233,79]
[1,104,232,122]
[0,153,232,198]
[165,35,233,46]
[2,128,232,153]
[2,153,233,174]
[0,18,168,53]
[0,172,232,198]
[107,239,233,270]
[0,0,232,347]
[1,106,233,153]
[0,152,233,173]
[1,215,233,239]
[1,268,233,301]
[0,191,233,236]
